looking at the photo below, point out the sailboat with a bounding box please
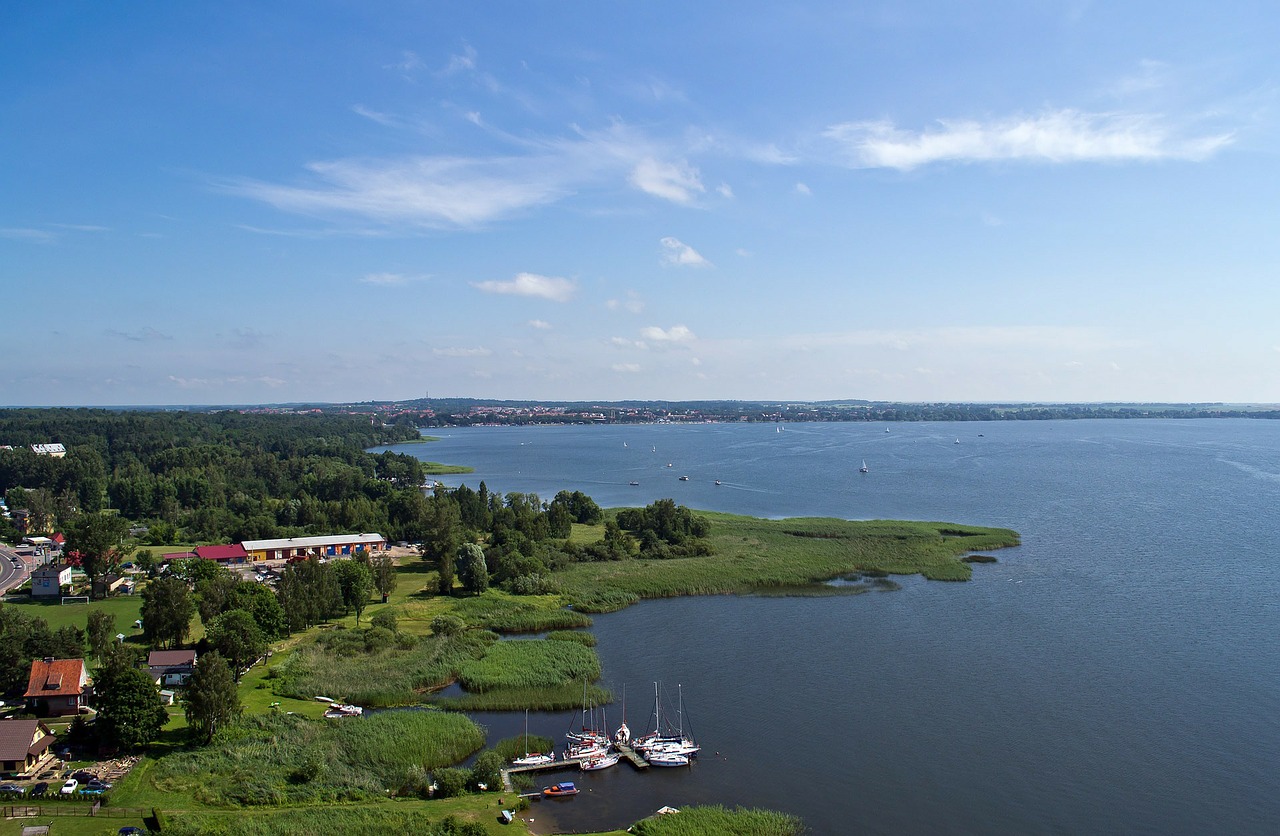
[512,709,553,766]
[636,683,699,765]
[859,460,869,474]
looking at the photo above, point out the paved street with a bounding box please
[0,545,28,594]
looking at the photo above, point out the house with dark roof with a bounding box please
[148,649,197,686]
[23,658,91,717]
[0,719,55,777]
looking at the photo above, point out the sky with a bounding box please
[3,1,1279,406]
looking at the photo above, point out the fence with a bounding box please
[3,803,150,819]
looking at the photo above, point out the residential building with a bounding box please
[0,719,55,776]
[24,658,91,717]
[30,443,66,457]
[147,649,197,687]
[30,563,73,598]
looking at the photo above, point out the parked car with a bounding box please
[119,828,145,835]
[85,779,112,791]
[0,782,26,794]
[71,770,95,782]
[59,778,78,794]
[80,786,106,795]
[30,781,49,796]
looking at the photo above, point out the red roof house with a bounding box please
[23,658,91,717]
[194,544,248,562]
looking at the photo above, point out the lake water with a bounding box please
[381,419,1280,835]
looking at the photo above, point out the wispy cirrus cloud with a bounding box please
[433,346,492,358]
[823,108,1233,170]
[107,327,172,342]
[660,236,711,267]
[473,272,576,302]
[629,157,705,204]
[360,272,427,286]
[527,319,552,330]
[606,291,645,314]
[0,227,56,243]
[221,156,571,229]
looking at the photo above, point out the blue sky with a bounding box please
[3,1,1277,406]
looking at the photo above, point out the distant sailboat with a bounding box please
[777,425,782,433]
[859,460,869,474]
[623,442,628,447]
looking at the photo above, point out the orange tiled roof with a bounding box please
[23,658,88,699]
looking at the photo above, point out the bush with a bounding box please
[432,767,469,798]
[430,614,465,636]
[370,609,398,633]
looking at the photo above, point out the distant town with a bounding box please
[222,397,1280,427]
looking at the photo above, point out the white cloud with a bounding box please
[473,272,576,302]
[611,337,648,350]
[433,346,492,358]
[360,272,426,286]
[660,237,711,268]
[823,109,1233,170]
[606,291,645,314]
[717,183,734,198]
[353,105,397,127]
[628,157,705,204]
[794,182,812,195]
[640,325,697,343]
[527,319,552,329]
[0,227,55,242]
[221,156,571,229]
[612,363,642,373]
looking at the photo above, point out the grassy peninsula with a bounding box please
[559,512,1020,612]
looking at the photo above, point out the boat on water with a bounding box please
[636,682,699,760]
[714,480,722,486]
[666,462,673,467]
[859,460,869,474]
[513,709,554,766]
[323,703,363,718]
[629,480,640,486]
[543,782,579,797]
[646,751,691,767]
[678,475,689,481]
[580,753,620,771]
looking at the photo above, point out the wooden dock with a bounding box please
[500,757,584,793]
[499,745,649,792]
[613,741,649,769]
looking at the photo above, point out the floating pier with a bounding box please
[613,741,650,769]
[499,745,650,792]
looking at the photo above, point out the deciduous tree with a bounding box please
[206,609,266,681]
[93,644,168,750]
[183,651,241,744]
[141,576,195,649]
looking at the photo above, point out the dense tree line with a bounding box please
[414,485,710,596]
[0,409,422,544]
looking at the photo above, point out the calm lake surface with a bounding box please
[382,419,1280,835]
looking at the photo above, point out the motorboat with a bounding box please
[323,703,363,718]
[542,782,579,797]
[678,475,689,481]
[512,752,554,766]
[645,751,690,767]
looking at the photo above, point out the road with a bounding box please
[0,544,28,594]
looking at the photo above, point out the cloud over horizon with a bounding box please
[473,272,576,302]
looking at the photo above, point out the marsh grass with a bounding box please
[629,805,804,835]
[556,514,1019,602]
[432,681,613,712]
[272,630,497,706]
[546,630,597,646]
[449,593,592,632]
[151,711,485,807]
[456,640,600,692]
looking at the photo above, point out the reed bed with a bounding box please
[152,712,485,807]
[449,593,592,632]
[546,629,597,646]
[456,639,600,692]
[161,807,488,835]
[272,630,497,706]
[432,681,612,712]
[629,805,805,835]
